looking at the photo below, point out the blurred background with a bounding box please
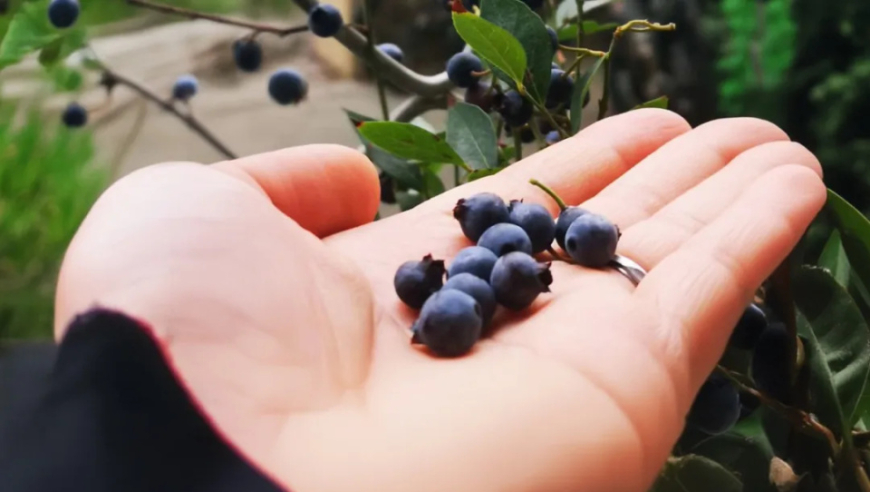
[1,0,869,340]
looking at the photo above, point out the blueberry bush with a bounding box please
[4,0,870,489]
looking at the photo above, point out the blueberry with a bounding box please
[61,102,87,128]
[464,82,495,112]
[555,207,587,250]
[444,273,497,327]
[478,223,533,257]
[508,200,556,253]
[490,252,552,310]
[233,39,263,72]
[752,322,791,402]
[522,0,544,9]
[379,172,396,204]
[686,374,741,435]
[268,69,308,105]
[546,26,558,52]
[729,304,768,350]
[453,192,510,242]
[172,75,199,101]
[545,131,560,145]
[448,246,499,281]
[48,0,79,29]
[564,213,619,268]
[308,4,344,37]
[546,69,574,109]
[519,126,535,143]
[499,90,533,127]
[447,52,484,88]
[412,290,482,357]
[394,254,446,309]
[378,43,404,63]
[551,62,560,70]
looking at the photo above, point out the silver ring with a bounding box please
[609,254,647,287]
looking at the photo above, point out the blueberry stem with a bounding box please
[362,0,390,121]
[716,366,841,459]
[513,128,523,162]
[529,179,567,211]
[94,58,237,159]
[126,0,309,37]
[530,98,568,139]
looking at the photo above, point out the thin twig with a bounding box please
[716,366,841,457]
[126,0,309,36]
[362,0,389,120]
[103,69,237,159]
[530,98,568,139]
[513,128,523,163]
[389,94,448,123]
[109,98,149,180]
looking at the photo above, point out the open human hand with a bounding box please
[55,109,825,492]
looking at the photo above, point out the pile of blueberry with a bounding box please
[394,190,621,357]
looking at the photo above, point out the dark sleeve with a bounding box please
[0,308,288,492]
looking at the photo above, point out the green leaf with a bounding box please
[633,95,670,110]
[446,102,498,170]
[48,64,82,91]
[421,170,445,198]
[359,121,469,170]
[794,266,870,439]
[689,413,776,492]
[557,21,619,41]
[452,12,527,89]
[827,189,870,316]
[650,455,742,492]
[344,109,424,189]
[0,1,59,69]
[480,0,553,103]
[819,230,851,288]
[569,56,605,134]
[396,189,424,211]
[467,167,503,181]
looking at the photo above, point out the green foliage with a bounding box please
[359,121,468,169]
[0,102,107,340]
[452,11,528,90]
[446,102,498,170]
[651,455,742,492]
[570,56,604,133]
[480,0,554,104]
[717,0,796,122]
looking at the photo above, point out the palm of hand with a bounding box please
[55,110,824,492]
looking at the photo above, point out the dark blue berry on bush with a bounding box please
[729,304,768,350]
[499,90,533,127]
[61,102,87,128]
[545,131,560,145]
[687,374,741,435]
[378,43,404,63]
[233,39,263,72]
[447,52,484,88]
[48,0,79,29]
[394,254,446,309]
[308,4,343,38]
[752,322,791,402]
[412,289,482,357]
[268,69,308,105]
[379,173,396,204]
[444,273,497,327]
[478,223,533,257]
[453,192,510,242]
[464,82,495,112]
[555,206,587,250]
[172,75,199,101]
[546,26,558,52]
[490,252,552,310]
[508,200,556,253]
[564,213,619,268]
[448,246,499,281]
[546,69,574,109]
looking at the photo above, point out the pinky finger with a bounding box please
[634,165,826,395]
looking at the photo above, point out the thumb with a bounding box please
[215,144,380,237]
